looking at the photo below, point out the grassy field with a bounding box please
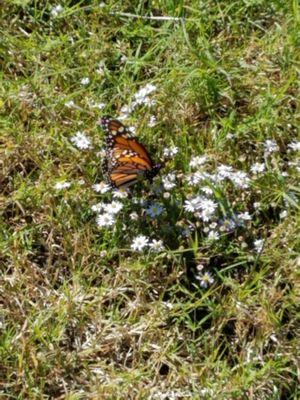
[0,1,299,399]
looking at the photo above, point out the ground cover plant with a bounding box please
[0,1,299,399]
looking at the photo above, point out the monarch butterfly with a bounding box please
[100,116,162,189]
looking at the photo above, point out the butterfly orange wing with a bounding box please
[101,116,161,188]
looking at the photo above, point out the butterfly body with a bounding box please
[100,116,162,189]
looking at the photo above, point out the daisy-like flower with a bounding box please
[163,146,179,157]
[254,239,264,253]
[149,239,165,252]
[237,212,252,221]
[91,202,104,213]
[54,181,71,190]
[103,201,123,215]
[146,203,164,218]
[186,171,208,186]
[207,230,220,241]
[189,155,207,169]
[197,199,218,222]
[288,141,300,151]
[96,213,115,228]
[112,189,129,199]
[92,182,110,194]
[80,77,90,85]
[131,235,149,251]
[231,171,250,189]
[162,173,176,190]
[120,104,134,118]
[51,4,63,17]
[251,162,266,174]
[129,212,139,221]
[201,186,213,196]
[134,83,156,105]
[216,165,234,180]
[264,139,279,154]
[196,271,214,288]
[148,115,157,127]
[70,131,92,150]
[219,218,237,232]
[184,196,205,212]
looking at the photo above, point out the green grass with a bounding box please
[0,1,299,399]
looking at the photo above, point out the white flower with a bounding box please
[134,83,156,104]
[198,199,218,222]
[186,171,207,186]
[96,213,115,228]
[219,218,237,232]
[146,203,164,218]
[254,239,264,253]
[148,115,156,127]
[130,212,139,221]
[231,171,250,189]
[207,230,220,241]
[54,181,71,190]
[264,139,279,154]
[201,186,213,196]
[149,239,165,252]
[196,271,214,288]
[51,5,63,17]
[251,162,266,174]
[103,201,123,215]
[162,173,176,190]
[163,146,179,157]
[120,104,134,117]
[184,196,204,212]
[279,210,288,219]
[253,202,261,209]
[91,202,104,213]
[112,189,129,199]
[189,155,207,168]
[288,141,300,151]
[237,212,252,221]
[131,235,149,251]
[65,100,75,108]
[133,83,156,107]
[80,77,90,85]
[216,165,234,179]
[209,222,218,229]
[70,131,92,150]
[92,182,110,194]
[184,196,217,221]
